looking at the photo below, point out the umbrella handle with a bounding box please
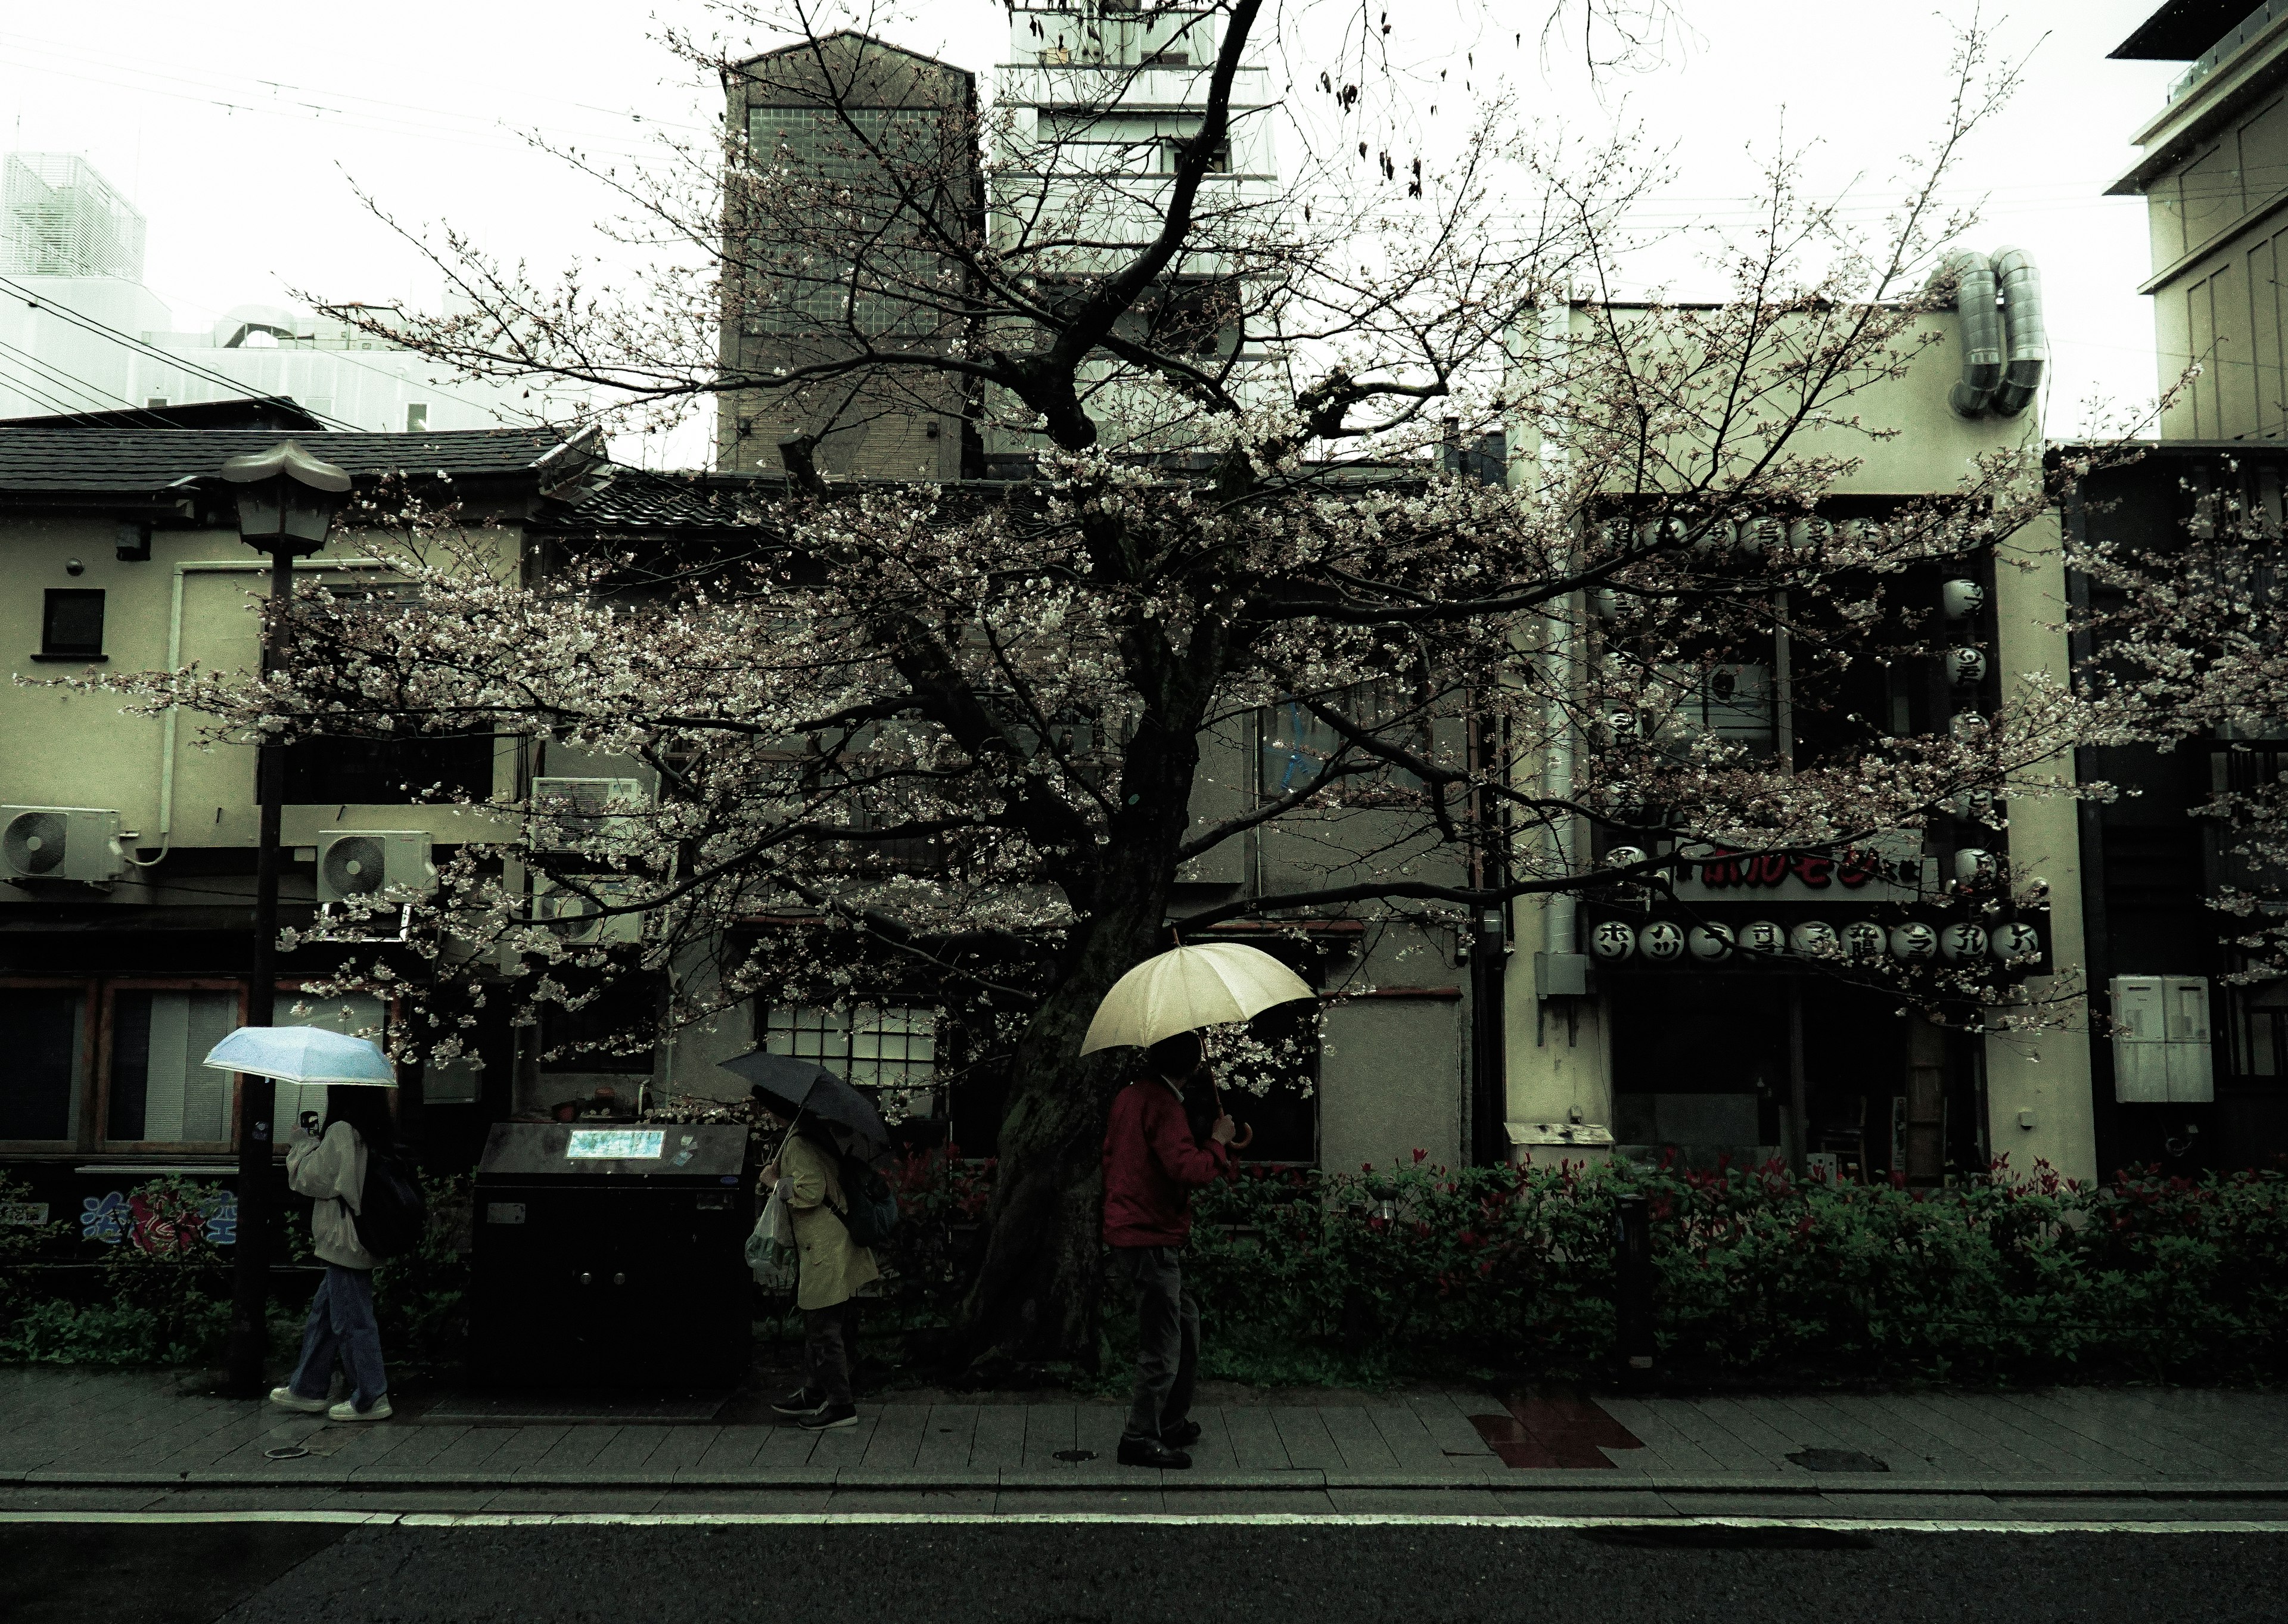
[1210,1077,1252,1151]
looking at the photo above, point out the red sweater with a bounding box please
[1102,1078,1229,1247]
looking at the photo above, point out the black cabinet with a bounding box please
[471,1122,752,1389]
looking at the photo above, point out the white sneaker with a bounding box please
[269,1386,330,1414]
[328,1397,393,1422]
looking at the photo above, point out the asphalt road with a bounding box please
[5,1522,2285,1624]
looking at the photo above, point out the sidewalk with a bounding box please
[4,1368,2286,1519]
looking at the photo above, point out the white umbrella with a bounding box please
[203,1025,397,1086]
[1078,942,1317,1054]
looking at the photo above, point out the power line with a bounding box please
[0,276,366,430]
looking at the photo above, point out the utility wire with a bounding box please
[0,276,368,431]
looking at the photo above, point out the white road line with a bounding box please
[0,1511,2281,1532]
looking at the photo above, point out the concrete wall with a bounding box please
[1982,507,2097,1184]
[1317,992,1467,1174]
[1,517,521,898]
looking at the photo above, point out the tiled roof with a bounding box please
[535,466,781,531]
[0,426,596,495]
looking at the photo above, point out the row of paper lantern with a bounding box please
[1612,516,1993,599]
[1588,917,2042,966]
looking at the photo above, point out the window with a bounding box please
[105,987,241,1145]
[40,589,105,658]
[2228,976,2288,1077]
[404,404,428,433]
[281,733,496,804]
[0,986,88,1141]
[764,1004,938,1113]
[145,396,167,409]
[1260,682,1428,805]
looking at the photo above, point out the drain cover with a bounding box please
[1052,1449,1098,1463]
[1787,1446,1888,1473]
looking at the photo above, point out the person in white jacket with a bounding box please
[268,1086,395,1421]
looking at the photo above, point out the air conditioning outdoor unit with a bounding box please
[317,831,438,905]
[528,777,648,853]
[1,806,125,883]
[533,878,644,946]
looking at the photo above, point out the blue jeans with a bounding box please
[287,1264,388,1411]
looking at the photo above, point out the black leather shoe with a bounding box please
[1162,1418,1202,1448]
[1117,1436,1192,1470]
[771,1388,826,1418]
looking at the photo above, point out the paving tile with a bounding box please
[914,1404,980,1470]
[633,1427,721,1475]
[527,1426,623,1473]
[1020,1404,1077,1468]
[854,1404,931,1470]
[1404,1392,1499,1462]
[585,1427,671,1473]
[691,1427,774,1473]
[752,1424,822,1468]
[1318,1407,1401,1472]
[1268,1408,1347,1471]
[1219,1405,1289,1471]
[802,1411,881,1469]
[1181,1408,1242,1473]
[1074,1406,1126,1458]
[969,1404,1027,1473]
[1361,1405,1453,1472]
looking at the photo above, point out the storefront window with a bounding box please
[105,987,241,1145]
[0,986,88,1141]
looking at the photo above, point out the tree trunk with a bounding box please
[950,880,1170,1376]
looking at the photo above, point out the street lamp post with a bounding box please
[217,440,352,1398]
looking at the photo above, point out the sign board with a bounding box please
[564,1128,666,1161]
[1668,833,1933,903]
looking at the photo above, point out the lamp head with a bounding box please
[219,439,352,556]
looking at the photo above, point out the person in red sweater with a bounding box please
[1102,1028,1234,1470]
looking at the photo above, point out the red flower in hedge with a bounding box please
[1413,1148,1428,1163]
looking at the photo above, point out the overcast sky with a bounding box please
[1,1,2180,462]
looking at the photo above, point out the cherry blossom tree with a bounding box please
[87,5,2102,1370]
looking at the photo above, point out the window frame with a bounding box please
[93,978,250,1155]
[0,977,101,1153]
[38,587,107,660]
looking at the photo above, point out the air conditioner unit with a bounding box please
[317,831,437,905]
[1,806,125,883]
[533,878,644,946]
[528,777,648,853]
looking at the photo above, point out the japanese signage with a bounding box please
[1667,833,1932,903]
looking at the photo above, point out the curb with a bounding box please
[13,1466,2288,1498]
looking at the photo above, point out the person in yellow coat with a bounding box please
[758,1112,879,1430]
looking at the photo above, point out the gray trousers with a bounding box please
[1109,1244,1198,1443]
[803,1299,857,1407]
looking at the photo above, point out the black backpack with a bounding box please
[828,1151,900,1250]
[353,1143,428,1261]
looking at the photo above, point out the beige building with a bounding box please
[717,34,977,480]
[0,416,591,1207]
[2109,0,2288,438]
[1501,296,2098,1185]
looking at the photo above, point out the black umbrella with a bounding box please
[719,1049,891,1161]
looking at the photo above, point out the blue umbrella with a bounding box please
[203,1025,397,1086]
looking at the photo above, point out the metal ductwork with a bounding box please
[1989,247,2046,417]
[1939,248,2044,420]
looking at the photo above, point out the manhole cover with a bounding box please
[1052,1449,1098,1463]
[1787,1447,1888,1473]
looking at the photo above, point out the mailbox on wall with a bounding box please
[2110,976,2214,1104]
